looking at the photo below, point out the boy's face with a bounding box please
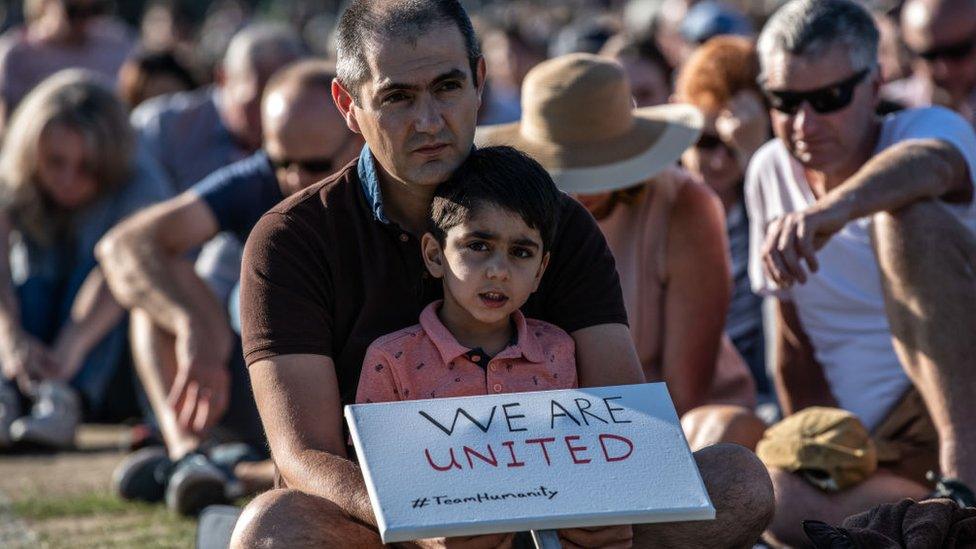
[422,204,550,329]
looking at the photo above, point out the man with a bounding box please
[745,0,976,545]
[97,60,361,516]
[231,1,774,547]
[890,0,976,125]
[0,0,134,130]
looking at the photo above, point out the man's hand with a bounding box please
[0,329,59,393]
[168,316,231,435]
[412,533,515,549]
[559,525,634,549]
[761,204,849,288]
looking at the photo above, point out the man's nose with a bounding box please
[792,102,820,137]
[413,94,445,134]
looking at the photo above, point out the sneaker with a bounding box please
[927,471,976,508]
[112,446,172,502]
[9,381,80,449]
[0,384,21,448]
[166,452,231,516]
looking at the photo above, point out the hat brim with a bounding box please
[475,103,703,194]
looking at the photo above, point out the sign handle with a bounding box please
[530,529,562,549]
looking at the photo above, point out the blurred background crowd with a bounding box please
[0,0,973,536]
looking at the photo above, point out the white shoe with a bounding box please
[0,384,21,448]
[10,381,80,449]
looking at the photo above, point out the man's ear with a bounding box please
[332,79,361,134]
[421,233,446,279]
[532,251,551,291]
[475,56,487,105]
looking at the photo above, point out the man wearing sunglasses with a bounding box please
[97,60,362,515]
[895,0,976,125]
[745,0,976,545]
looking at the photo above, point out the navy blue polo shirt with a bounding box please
[191,150,284,242]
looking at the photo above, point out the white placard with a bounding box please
[344,383,714,543]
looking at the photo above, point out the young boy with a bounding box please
[356,146,577,404]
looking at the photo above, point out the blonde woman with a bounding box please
[0,69,170,449]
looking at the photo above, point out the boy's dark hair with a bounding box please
[429,146,561,252]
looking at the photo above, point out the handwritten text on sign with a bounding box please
[345,383,714,543]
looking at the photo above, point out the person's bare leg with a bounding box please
[763,467,928,548]
[233,460,276,494]
[873,200,976,487]
[681,405,767,451]
[633,443,774,548]
[130,309,199,460]
[231,489,382,548]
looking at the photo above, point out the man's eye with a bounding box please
[438,81,463,92]
[466,241,489,252]
[383,92,409,104]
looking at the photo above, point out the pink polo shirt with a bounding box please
[356,301,577,403]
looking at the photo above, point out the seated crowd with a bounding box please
[0,0,974,547]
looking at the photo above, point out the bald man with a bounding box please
[892,0,976,124]
[97,60,363,516]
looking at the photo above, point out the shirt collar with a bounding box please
[357,145,390,224]
[419,301,546,366]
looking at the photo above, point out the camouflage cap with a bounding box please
[757,407,877,491]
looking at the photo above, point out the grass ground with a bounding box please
[0,425,197,548]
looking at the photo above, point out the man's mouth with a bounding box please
[478,291,509,308]
[414,143,449,156]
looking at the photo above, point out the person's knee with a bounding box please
[231,489,331,548]
[697,444,775,543]
[682,405,767,451]
[873,199,976,287]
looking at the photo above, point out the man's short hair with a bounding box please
[223,23,307,76]
[428,146,561,253]
[334,0,481,103]
[757,0,879,81]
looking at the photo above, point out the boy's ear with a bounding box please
[532,251,551,291]
[421,233,445,278]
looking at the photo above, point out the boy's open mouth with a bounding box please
[478,291,509,308]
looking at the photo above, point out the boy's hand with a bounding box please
[559,525,634,548]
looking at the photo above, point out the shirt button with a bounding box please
[399,233,409,242]
[493,383,503,393]
[471,355,481,362]
[489,364,497,372]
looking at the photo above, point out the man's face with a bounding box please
[902,2,976,103]
[338,24,485,188]
[762,46,879,175]
[264,89,363,196]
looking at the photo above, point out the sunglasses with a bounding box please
[763,68,871,115]
[915,38,976,62]
[270,156,337,174]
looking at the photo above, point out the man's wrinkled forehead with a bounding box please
[360,23,471,92]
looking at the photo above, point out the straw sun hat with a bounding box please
[476,53,703,194]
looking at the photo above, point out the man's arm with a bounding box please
[249,354,376,526]
[572,324,645,388]
[773,299,836,415]
[764,138,972,287]
[96,192,221,332]
[96,192,233,432]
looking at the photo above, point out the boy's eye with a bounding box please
[466,241,489,252]
[511,247,534,259]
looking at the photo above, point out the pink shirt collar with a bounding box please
[419,301,546,366]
